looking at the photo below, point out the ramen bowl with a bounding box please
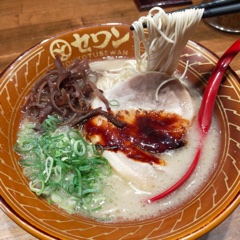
[0,24,239,240]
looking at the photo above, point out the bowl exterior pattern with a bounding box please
[0,25,239,240]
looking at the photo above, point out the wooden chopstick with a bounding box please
[130,0,240,30]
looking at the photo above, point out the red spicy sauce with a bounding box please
[84,109,189,165]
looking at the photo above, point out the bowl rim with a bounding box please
[0,22,127,78]
[1,192,239,239]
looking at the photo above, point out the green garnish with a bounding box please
[14,116,112,214]
[109,99,120,107]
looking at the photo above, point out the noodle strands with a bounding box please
[131,7,204,75]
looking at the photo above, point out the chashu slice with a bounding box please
[86,72,195,191]
[103,150,160,192]
[92,72,195,121]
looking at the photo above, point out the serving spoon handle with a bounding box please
[147,39,240,203]
[198,39,240,134]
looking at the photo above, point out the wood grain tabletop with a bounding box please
[0,0,239,239]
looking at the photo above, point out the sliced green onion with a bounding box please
[78,165,92,172]
[109,99,120,107]
[92,144,104,156]
[43,156,54,183]
[82,188,100,195]
[67,130,81,139]
[72,139,87,157]
[42,115,62,131]
[15,116,112,215]
[30,179,45,195]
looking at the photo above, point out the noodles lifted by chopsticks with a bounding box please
[131,7,204,76]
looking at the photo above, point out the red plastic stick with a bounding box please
[198,39,240,133]
[147,39,240,204]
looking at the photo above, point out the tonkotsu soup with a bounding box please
[15,57,220,222]
[14,6,219,222]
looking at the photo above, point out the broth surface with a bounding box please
[17,59,221,222]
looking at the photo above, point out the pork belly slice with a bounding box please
[103,150,160,192]
[92,72,195,121]
[85,72,195,190]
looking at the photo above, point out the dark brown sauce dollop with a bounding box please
[84,109,189,164]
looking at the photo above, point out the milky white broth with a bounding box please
[17,58,221,222]
[86,59,220,221]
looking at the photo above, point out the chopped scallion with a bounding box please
[15,116,112,214]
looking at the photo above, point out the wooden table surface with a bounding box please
[0,0,239,239]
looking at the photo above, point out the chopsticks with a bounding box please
[130,0,240,30]
[175,0,239,12]
[181,0,240,19]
